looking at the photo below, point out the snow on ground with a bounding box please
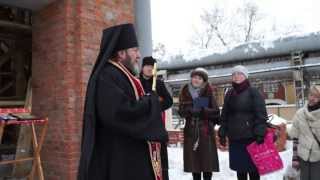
[168,141,293,180]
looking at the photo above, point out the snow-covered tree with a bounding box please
[191,1,263,51]
[152,42,166,62]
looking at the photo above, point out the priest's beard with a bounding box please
[121,54,140,76]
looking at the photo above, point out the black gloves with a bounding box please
[190,108,202,118]
[256,136,264,145]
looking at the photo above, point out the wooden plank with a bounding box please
[32,121,47,180]
[36,121,47,180]
[24,79,32,111]
[0,20,31,31]
[0,124,4,142]
[0,157,33,165]
[15,52,27,98]
[0,119,48,180]
[12,79,33,177]
[0,101,25,107]
[11,125,33,177]
[29,123,44,180]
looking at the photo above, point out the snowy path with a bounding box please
[168,141,293,180]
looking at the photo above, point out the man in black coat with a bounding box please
[78,24,168,180]
[139,56,173,180]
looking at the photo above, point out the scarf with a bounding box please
[109,61,163,180]
[187,83,211,140]
[308,102,320,112]
[188,83,202,100]
[231,79,251,95]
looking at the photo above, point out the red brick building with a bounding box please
[0,0,152,179]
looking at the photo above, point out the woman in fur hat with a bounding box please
[178,67,220,180]
[288,85,320,180]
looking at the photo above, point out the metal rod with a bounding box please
[165,62,320,84]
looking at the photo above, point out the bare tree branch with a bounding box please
[153,43,166,61]
[244,3,258,42]
[199,8,228,47]
[190,2,263,51]
[212,25,228,47]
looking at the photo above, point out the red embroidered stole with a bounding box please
[109,61,163,180]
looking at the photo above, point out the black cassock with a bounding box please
[139,75,173,180]
[78,63,168,180]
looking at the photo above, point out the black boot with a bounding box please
[203,172,212,180]
[237,172,248,180]
[192,173,201,180]
[249,171,260,180]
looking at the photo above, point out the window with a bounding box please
[0,6,32,107]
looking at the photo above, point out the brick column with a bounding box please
[32,0,134,179]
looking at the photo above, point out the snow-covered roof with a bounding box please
[165,57,320,84]
[159,32,320,70]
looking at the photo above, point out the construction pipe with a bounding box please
[165,62,320,84]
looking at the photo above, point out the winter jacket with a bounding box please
[289,104,320,162]
[219,87,268,141]
[178,83,220,172]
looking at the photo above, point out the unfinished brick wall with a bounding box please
[32,0,134,179]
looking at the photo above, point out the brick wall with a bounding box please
[32,0,134,179]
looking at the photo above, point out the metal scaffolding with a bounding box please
[291,51,305,108]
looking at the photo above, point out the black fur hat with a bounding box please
[142,56,157,67]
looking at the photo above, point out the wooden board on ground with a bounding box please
[12,79,33,177]
[11,125,33,177]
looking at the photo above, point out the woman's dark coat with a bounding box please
[178,83,220,173]
[219,86,268,172]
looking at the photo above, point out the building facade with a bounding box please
[160,33,320,131]
[0,1,152,179]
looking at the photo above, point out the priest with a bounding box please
[77,23,168,180]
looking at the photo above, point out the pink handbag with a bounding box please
[246,129,284,175]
